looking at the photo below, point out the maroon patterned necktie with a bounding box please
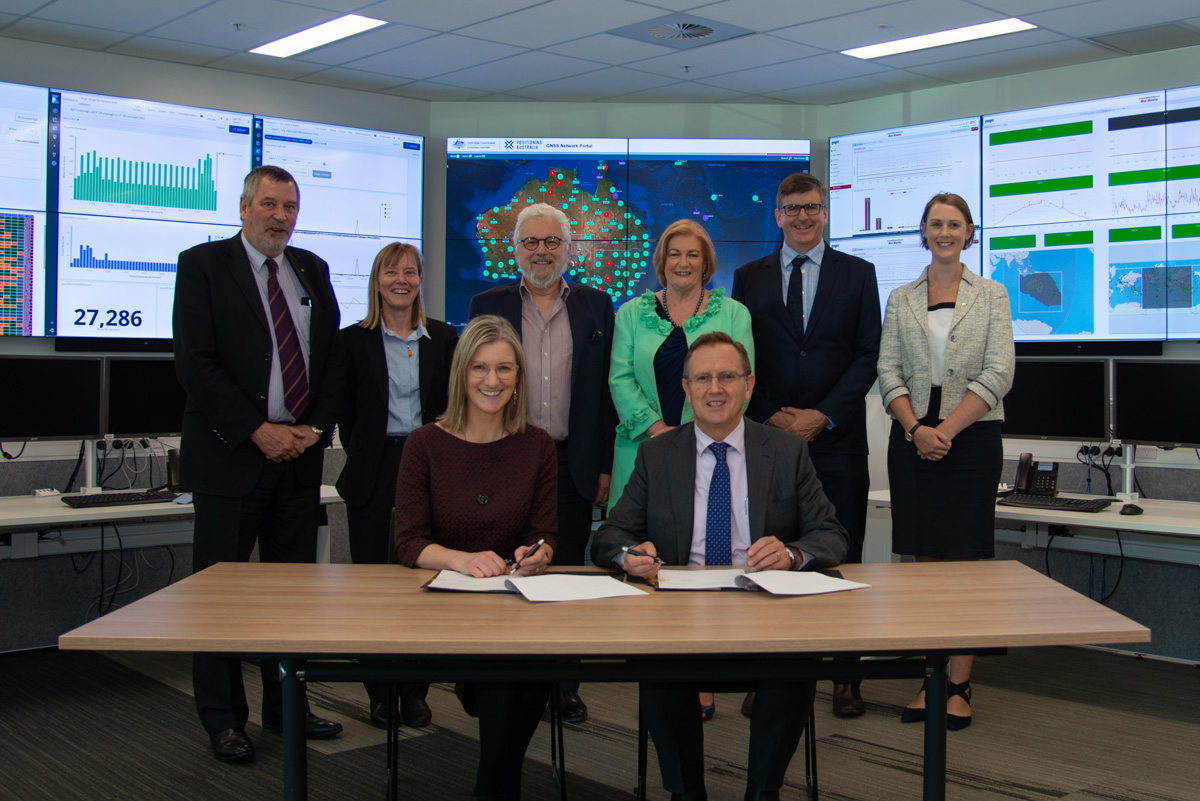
[265,258,309,419]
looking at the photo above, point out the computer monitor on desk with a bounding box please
[104,357,186,438]
[1113,360,1200,448]
[1001,358,1109,442]
[0,356,104,442]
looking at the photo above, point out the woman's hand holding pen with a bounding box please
[622,542,662,580]
[511,541,553,576]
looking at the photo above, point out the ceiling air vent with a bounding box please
[649,23,715,41]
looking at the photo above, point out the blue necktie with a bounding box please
[786,254,806,335]
[705,442,731,566]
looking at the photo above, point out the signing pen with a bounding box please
[621,545,666,565]
[510,538,546,574]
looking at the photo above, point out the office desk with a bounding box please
[0,485,344,561]
[60,560,1148,801]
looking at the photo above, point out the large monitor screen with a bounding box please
[0,83,425,339]
[829,117,982,239]
[445,137,810,326]
[1112,360,1200,448]
[1001,358,1109,442]
[0,356,104,441]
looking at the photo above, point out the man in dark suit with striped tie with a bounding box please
[592,332,847,801]
[173,165,343,763]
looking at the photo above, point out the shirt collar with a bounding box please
[241,233,278,273]
[382,320,429,341]
[781,238,825,270]
[694,416,747,457]
[518,276,570,300]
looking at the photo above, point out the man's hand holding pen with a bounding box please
[621,543,664,580]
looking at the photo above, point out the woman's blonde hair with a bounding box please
[653,219,717,287]
[358,242,427,330]
[440,315,528,435]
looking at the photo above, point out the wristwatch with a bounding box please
[905,422,922,442]
[784,547,798,571]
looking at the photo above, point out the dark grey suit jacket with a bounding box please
[591,419,848,569]
[732,246,881,457]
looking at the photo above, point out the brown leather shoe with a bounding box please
[832,682,865,717]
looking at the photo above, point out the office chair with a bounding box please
[634,694,819,801]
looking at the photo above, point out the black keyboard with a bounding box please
[61,489,179,509]
[997,493,1112,513]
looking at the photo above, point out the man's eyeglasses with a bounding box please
[518,236,563,251]
[685,371,749,388]
[776,203,826,217]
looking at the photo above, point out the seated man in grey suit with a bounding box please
[592,331,848,801]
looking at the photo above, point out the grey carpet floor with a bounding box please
[1,646,1197,800]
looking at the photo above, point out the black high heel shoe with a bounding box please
[946,680,972,731]
[900,678,928,724]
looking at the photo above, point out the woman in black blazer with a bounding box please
[336,243,457,729]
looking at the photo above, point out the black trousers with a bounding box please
[344,436,428,707]
[191,459,318,735]
[641,680,813,798]
[471,682,551,797]
[553,442,594,568]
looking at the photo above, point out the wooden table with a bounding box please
[60,560,1149,800]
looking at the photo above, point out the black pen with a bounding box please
[621,545,666,565]
[510,538,546,574]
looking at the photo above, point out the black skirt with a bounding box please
[887,389,1003,559]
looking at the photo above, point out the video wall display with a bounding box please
[445,137,811,327]
[0,80,424,340]
[831,84,1200,343]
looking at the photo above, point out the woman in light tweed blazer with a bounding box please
[877,193,1014,731]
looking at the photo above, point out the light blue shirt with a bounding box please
[242,234,311,424]
[780,238,825,329]
[382,321,427,436]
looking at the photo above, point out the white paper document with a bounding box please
[425,570,646,602]
[656,568,870,596]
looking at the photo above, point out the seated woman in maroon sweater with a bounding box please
[394,314,557,801]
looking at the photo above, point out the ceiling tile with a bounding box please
[31,0,203,33]
[0,17,129,50]
[695,0,900,33]
[904,38,1120,83]
[456,0,665,48]
[544,33,677,64]
[344,34,524,80]
[518,66,680,101]
[772,0,1007,52]
[434,51,602,93]
[628,33,819,80]
[281,0,384,12]
[765,71,950,105]
[699,51,886,94]
[871,26,1065,68]
[290,23,435,66]
[381,81,489,101]
[0,14,20,28]
[0,0,50,14]
[355,0,546,30]
[296,67,407,91]
[207,51,330,80]
[1025,0,1200,39]
[148,0,334,50]
[106,35,237,65]
[616,80,758,103]
[964,0,1081,13]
